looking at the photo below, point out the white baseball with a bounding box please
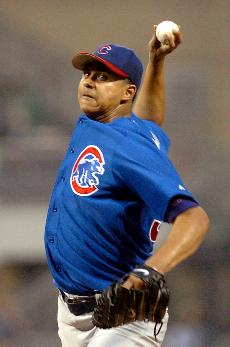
[156,21,179,43]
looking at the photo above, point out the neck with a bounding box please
[87,103,132,123]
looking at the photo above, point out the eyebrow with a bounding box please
[83,63,130,82]
[83,68,109,74]
[83,62,110,72]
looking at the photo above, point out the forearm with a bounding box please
[145,206,210,274]
[133,26,181,125]
[133,57,165,125]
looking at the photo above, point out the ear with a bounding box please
[121,84,137,103]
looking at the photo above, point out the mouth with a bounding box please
[82,93,94,99]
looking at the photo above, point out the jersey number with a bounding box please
[149,220,161,242]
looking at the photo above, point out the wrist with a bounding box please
[135,263,164,276]
[147,57,165,75]
[144,260,165,275]
[149,53,165,65]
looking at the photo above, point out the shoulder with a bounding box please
[130,113,171,154]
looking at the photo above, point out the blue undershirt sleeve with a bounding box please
[164,197,199,223]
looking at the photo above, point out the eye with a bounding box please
[83,71,90,78]
[97,73,108,81]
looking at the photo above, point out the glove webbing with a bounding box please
[131,264,169,339]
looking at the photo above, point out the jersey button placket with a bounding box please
[56,265,61,273]
[49,237,55,244]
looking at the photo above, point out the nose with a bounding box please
[82,75,95,88]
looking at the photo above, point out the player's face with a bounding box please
[78,62,133,118]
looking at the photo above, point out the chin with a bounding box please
[80,107,99,118]
[79,101,97,115]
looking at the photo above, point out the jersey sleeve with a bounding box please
[165,197,199,223]
[112,133,197,221]
[143,120,171,154]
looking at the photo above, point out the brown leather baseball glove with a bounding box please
[92,264,169,338]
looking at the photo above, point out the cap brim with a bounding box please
[72,52,128,78]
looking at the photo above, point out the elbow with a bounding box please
[186,206,210,236]
[179,206,211,254]
[198,207,211,238]
[189,206,211,252]
[143,113,164,126]
[156,117,164,127]
[154,111,164,126]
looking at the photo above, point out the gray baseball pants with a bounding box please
[57,294,168,347]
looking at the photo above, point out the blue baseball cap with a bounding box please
[72,43,143,88]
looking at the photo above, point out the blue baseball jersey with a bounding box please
[45,113,196,295]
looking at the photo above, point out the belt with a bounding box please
[60,290,98,316]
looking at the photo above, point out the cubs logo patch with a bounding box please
[70,145,105,196]
[97,45,112,55]
[149,219,161,242]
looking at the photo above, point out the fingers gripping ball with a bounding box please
[92,264,169,335]
[156,20,180,43]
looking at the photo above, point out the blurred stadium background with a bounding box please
[0,1,229,346]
